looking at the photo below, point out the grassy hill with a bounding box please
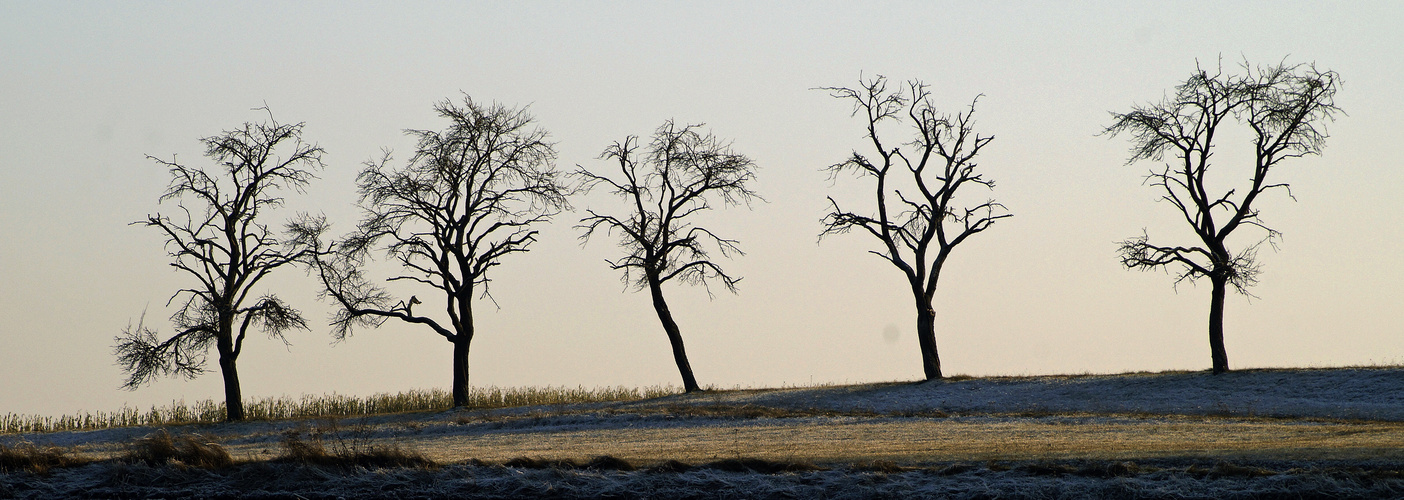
[5,367,1404,498]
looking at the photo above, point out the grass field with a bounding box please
[0,385,678,434]
[5,367,1404,499]
[394,412,1404,464]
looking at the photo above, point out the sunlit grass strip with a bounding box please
[1,385,678,434]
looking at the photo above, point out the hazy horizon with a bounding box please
[3,2,1401,418]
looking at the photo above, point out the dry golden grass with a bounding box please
[0,440,91,474]
[278,422,433,468]
[11,368,1404,473]
[386,414,1404,465]
[11,412,1404,475]
[124,429,233,468]
[2,385,678,434]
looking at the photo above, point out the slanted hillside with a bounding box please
[5,367,1404,499]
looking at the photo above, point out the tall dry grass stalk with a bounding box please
[279,418,434,468]
[0,440,90,473]
[2,385,677,434]
[124,429,233,468]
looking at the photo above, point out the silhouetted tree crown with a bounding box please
[116,108,324,421]
[301,95,568,407]
[1105,59,1340,374]
[818,75,1009,381]
[575,120,760,392]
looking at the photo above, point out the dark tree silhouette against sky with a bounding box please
[1106,60,1340,374]
[576,121,760,393]
[820,76,1009,381]
[305,96,569,407]
[115,108,324,421]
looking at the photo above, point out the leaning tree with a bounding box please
[819,76,1010,381]
[1106,60,1340,374]
[305,95,569,407]
[575,120,760,393]
[116,108,324,421]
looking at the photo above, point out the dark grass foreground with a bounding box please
[0,441,90,475]
[5,457,1404,499]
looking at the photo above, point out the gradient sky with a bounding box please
[3,2,1401,418]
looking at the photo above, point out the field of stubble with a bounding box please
[6,368,1404,499]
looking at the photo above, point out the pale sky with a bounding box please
[3,2,1402,418]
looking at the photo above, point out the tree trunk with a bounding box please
[1208,275,1230,374]
[916,304,942,380]
[451,334,472,407]
[216,311,245,422]
[218,354,245,421]
[648,279,701,392]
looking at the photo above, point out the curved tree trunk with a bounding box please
[216,312,245,422]
[648,279,700,392]
[916,304,942,380]
[1208,275,1230,374]
[218,354,245,421]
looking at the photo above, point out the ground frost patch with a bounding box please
[7,461,1404,499]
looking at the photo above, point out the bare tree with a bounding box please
[819,76,1009,381]
[575,121,759,393]
[115,108,324,421]
[302,95,568,407]
[1105,60,1340,374]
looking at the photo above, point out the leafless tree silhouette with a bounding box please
[300,96,568,407]
[1106,60,1340,374]
[115,108,324,421]
[575,121,759,393]
[819,76,1009,381]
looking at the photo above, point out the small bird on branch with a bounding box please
[395,295,422,315]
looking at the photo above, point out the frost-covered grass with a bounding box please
[393,411,1404,464]
[5,457,1404,499]
[0,441,90,475]
[688,365,1404,421]
[6,367,1404,498]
